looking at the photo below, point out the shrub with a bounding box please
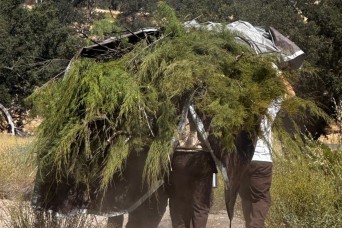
[268,143,342,227]
[90,18,122,40]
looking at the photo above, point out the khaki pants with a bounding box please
[168,152,216,228]
[239,161,273,228]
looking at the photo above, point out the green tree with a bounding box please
[0,0,82,108]
[216,0,341,136]
[107,0,232,29]
[297,0,342,103]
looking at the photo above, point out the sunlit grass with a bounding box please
[0,134,35,199]
[0,134,33,149]
[0,134,109,227]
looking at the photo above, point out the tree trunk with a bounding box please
[0,103,15,135]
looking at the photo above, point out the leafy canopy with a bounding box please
[0,0,82,108]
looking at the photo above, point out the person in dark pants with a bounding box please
[238,79,295,228]
[239,161,273,228]
[238,98,281,228]
[169,152,216,228]
[168,110,217,228]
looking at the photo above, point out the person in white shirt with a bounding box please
[238,79,295,228]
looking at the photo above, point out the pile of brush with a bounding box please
[28,3,319,200]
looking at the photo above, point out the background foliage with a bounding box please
[269,142,342,227]
[1,0,341,128]
[0,0,341,226]
[0,0,82,110]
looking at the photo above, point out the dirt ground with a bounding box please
[119,203,245,228]
[0,200,245,228]
[154,205,245,228]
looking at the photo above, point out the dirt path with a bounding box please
[122,205,245,228]
[1,200,245,228]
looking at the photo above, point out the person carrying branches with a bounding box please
[238,76,296,228]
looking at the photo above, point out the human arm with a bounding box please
[282,77,296,97]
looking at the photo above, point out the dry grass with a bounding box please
[319,133,342,145]
[0,199,107,228]
[318,122,342,145]
[0,134,33,148]
[0,134,35,199]
[0,134,107,227]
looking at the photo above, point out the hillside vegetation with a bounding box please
[0,0,341,227]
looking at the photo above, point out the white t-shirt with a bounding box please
[252,98,282,162]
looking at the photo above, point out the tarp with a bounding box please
[78,28,161,59]
[76,20,305,70]
[184,20,305,70]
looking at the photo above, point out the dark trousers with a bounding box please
[169,152,216,228]
[107,187,168,228]
[239,161,273,228]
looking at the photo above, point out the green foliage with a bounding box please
[222,0,342,123]
[0,0,83,108]
[90,18,122,39]
[25,80,60,117]
[110,0,338,134]
[113,0,233,22]
[155,2,184,36]
[30,5,324,190]
[32,59,149,186]
[269,143,342,227]
[0,85,12,107]
[100,136,130,190]
[166,0,231,21]
[112,0,156,29]
[297,0,342,102]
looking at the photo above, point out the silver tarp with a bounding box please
[184,20,305,70]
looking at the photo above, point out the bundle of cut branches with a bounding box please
[28,3,324,195]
